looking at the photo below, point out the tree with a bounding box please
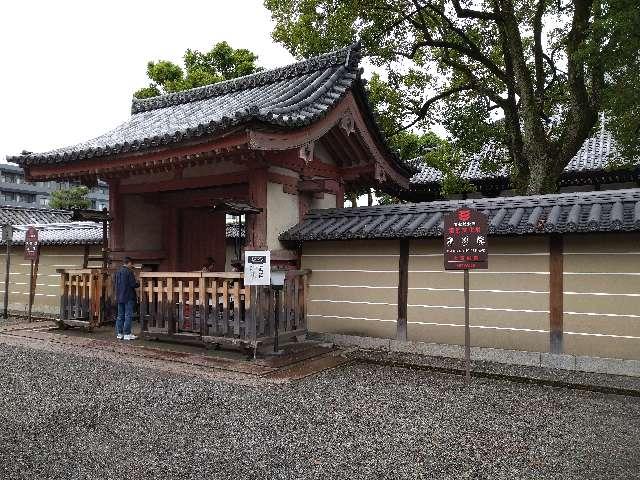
[49,186,91,210]
[265,0,640,194]
[134,41,263,99]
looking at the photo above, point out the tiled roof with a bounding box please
[0,205,71,225]
[1,222,103,246]
[10,45,365,167]
[281,188,640,241]
[411,126,635,185]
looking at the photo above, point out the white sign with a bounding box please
[244,250,270,285]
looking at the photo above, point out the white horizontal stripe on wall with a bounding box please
[304,254,400,257]
[311,299,549,314]
[312,299,640,318]
[563,272,640,276]
[564,291,640,297]
[564,252,640,255]
[311,284,397,289]
[412,270,551,275]
[564,311,640,319]
[412,253,548,257]
[308,314,640,340]
[308,313,395,323]
[313,299,396,306]
[315,269,640,276]
[313,269,398,273]
[9,291,57,297]
[311,284,550,294]
[305,253,549,257]
[311,284,640,297]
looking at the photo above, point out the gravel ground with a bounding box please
[0,344,639,480]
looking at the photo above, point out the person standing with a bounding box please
[114,256,139,340]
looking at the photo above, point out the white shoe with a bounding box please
[123,334,138,341]
[116,334,124,340]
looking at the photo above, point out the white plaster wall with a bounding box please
[311,193,337,210]
[266,182,299,250]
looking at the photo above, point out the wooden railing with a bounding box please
[139,270,310,346]
[59,268,116,328]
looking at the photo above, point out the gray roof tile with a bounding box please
[0,205,70,225]
[411,125,636,186]
[281,188,640,241]
[1,222,103,246]
[10,45,365,167]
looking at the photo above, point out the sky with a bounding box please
[0,0,296,162]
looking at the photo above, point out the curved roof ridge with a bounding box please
[131,43,362,114]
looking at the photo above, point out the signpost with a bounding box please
[244,251,271,286]
[24,227,40,322]
[2,225,12,319]
[443,207,489,382]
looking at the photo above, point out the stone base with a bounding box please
[311,332,640,378]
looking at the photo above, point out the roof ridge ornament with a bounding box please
[299,142,315,164]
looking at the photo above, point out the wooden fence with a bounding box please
[59,268,115,328]
[139,270,309,347]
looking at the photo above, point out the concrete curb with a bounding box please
[310,332,640,378]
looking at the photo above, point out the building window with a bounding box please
[39,197,50,206]
[2,192,16,202]
[17,193,35,203]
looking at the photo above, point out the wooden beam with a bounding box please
[248,93,410,189]
[119,171,247,194]
[549,234,563,354]
[397,239,410,342]
[25,132,249,180]
[107,179,124,251]
[297,178,340,194]
[247,167,268,249]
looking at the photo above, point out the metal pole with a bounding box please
[28,259,34,322]
[464,268,471,383]
[3,225,12,319]
[273,286,281,353]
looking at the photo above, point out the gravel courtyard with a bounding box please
[0,344,638,480]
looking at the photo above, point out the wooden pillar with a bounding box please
[163,206,179,271]
[336,181,345,208]
[549,234,564,354]
[397,238,409,341]
[247,167,268,249]
[298,192,312,221]
[107,180,124,252]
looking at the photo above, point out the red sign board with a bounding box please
[443,208,488,270]
[24,227,39,260]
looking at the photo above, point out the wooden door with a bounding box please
[179,208,226,271]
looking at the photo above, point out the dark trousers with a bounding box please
[116,300,135,335]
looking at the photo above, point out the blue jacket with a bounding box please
[114,266,139,303]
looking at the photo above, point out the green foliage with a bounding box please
[49,186,91,210]
[265,0,639,194]
[133,41,262,98]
